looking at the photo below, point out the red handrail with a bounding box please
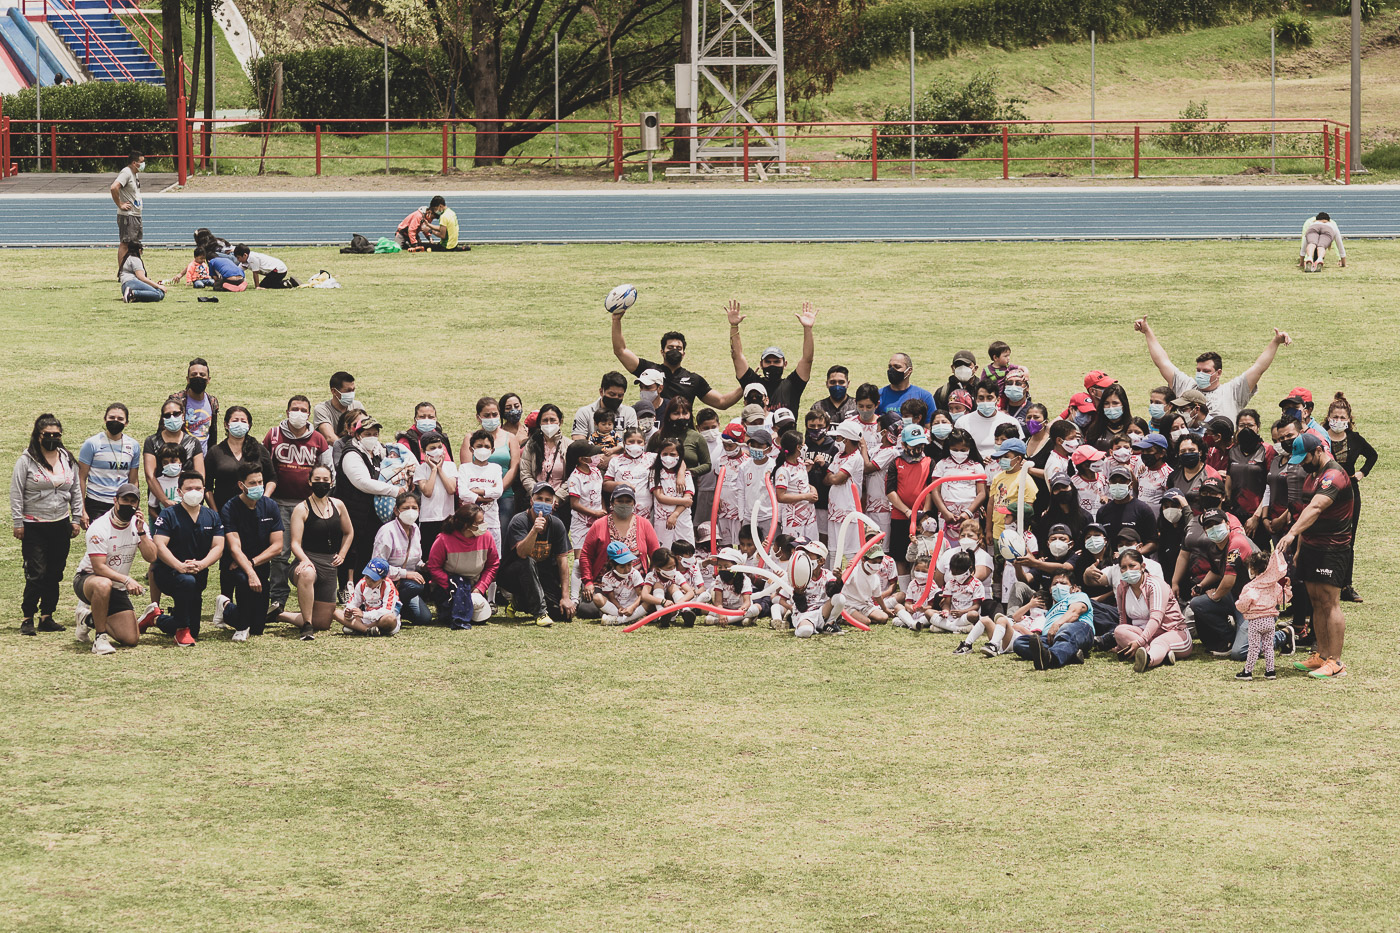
[52,0,137,81]
[115,0,192,85]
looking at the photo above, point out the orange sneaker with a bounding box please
[1310,658,1347,679]
[1293,651,1325,672]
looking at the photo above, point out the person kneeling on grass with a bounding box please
[207,251,247,291]
[233,244,299,289]
[640,545,697,627]
[844,543,913,629]
[342,558,401,636]
[146,471,224,647]
[707,546,756,626]
[499,482,577,626]
[73,483,159,656]
[215,462,285,642]
[119,240,166,303]
[594,541,646,626]
[1010,571,1094,670]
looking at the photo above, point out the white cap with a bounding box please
[716,547,745,564]
[743,382,767,398]
[772,407,795,425]
[635,369,665,387]
[799,539,828,561]
[829,421,863,442]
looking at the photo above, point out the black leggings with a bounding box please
[21,519,73,618]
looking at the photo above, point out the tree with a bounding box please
[161,0,184,117]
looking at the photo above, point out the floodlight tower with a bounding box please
[688,0,787,174]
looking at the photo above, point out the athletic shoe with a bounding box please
[1134,646,1150,673]
[341,625,357,636]
[1235,669,1254,681]
[136,602,161,634]
[1163,650,1177,666]
[1092,633,1116,652]
[337,586,351,605]
[299,625,316,641]
[174,627,196,647]
[1341,585,1362,603]
[1208,649,1232,659]
[212,595,231,629]
[1278,624,1296,656]
[265,600,284,622]
[1030,636,1050,671]
[74,605,93,644]
[91,633,117,655]
[1309,658,1347,679]
[770,616,789,631]
[1293,651,1325,672]
[680,609,696,627]
[122,288,133,303]
[981,641,1001,658]
[602,615,623,626]
[1264,669,1277,680]
[449,621,472,631]
[19,618,35,636]
[36,616,64,632]
[953,641,974,655]
[231,629,249,643]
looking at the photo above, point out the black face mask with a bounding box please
[719,570,736,584]
[40,435,60,451]
[1194,495,1222,512]
[887,367,907,386]
[762,365,784,382]
[664,349,684,367]
[600,396,622,412]
[310,481,332,498]
[114,503,137,522]
[1303,456,1322,474]
[105,419,125,436]
[806,429,827,447]
[1178,451,1201,469]
[1236,428,1261,455]
[1054,489,1076,507]
[188,377,208,394]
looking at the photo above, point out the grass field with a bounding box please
[2,243,1398,932]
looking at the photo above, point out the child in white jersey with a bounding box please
[707,547,756,626]
[604,427,655,522]
[650,438,695,548]
[593,542,646,625]
[343,558,402,636]
[640,546,697,627]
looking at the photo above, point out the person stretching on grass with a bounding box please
[1299,211,1346,272]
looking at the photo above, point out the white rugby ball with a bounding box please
[997,528,1029,561]
[789,551,815,589]
[604,283,637,313]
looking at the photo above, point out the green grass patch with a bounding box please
[1,243,1397,931]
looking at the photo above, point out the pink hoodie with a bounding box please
[1235,548,1291,622]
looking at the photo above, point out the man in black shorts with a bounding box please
[1278,434,1354,679]
[73,484,158,655]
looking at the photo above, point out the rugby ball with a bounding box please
[604,283,638,314]
[789,551,815,589]
[997,528,1029,561]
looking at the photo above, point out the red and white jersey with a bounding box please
[714,572,754,610]
[605,452,656,518]
[800,567,838,610]
[599,566,645,606]
[349,577,399,613]
[644,566,685,593]
[864,445,898,517]
[737,456,775,532]
[1071,472,1106,516]
[567,467,604,540]
[943,574,988,613]
[716,450,749,522]
[1132,458,1173,513]
[774,462,818,535]
[75,512,146,576]
[826,449,864,517]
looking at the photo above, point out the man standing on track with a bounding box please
[109,151,143,279]
[1278,434,1355,679]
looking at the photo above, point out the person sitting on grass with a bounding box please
[73,483,159,656]
[207,250,247,292]
[1111,547,1192,674]
[179,247,214,288]
[640,545,696,627]
[423,202,469,252]
[1009,570,1094,670]
[594,541,646,626]
[396,196,443,250]
[233,244,299,289]
[342,557,401,636]
[119,240,166,303]
[426,503,498,630]
[1299,211,1346,272]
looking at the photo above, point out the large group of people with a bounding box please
[11,298,1370,680]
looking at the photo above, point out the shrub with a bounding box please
[1273,12,1314,48]
[1162,100,1257,154]
[1334,0,1379,19]
[252,46,448,130]
[0,82,169,172]
[849,70,1029,161]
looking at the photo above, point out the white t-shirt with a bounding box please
[936,545,994,580]
[1170,368,1255,422]
[825,449,864,516]
[954,411,1023,459]
[567,467,604,543]
[932,457,983,514]
[413,458,459,523]
[240,250,287,274]
[76,511,145,577]
[457,461,504,530]
[114,166,141,214]
[1133,459,1173,514]
[605,451,655,519]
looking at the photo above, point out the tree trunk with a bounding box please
[189,0,202,118]
[161,0,183,117]
[672,0,692,164]
[469,0,503,165]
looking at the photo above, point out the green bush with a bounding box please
[849,70,1029,160]
[844,0,1290,69]
[252,47,448,131]
[1162,100,1248,154]
[1273,12,1314,47]
[1334,0,1379,19]
[0,82,169,172]
[1362,143,1400,170]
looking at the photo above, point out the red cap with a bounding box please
[1084,370,1115,390]
[721,422,747,443]
[523,409,539,431]
[1072,445,1105,465]
[1283,387,1313,404]
[949,389,974,410]
[1068,391,1097,413]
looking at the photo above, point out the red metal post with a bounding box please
[743,124,750,181]
[1133,125,1140,178]
[49,124,57,172]
[1334,128,1341,181]
[1002,125,1009,179]
[613,123,623,181]
[176,94,188,184]
[147,24,152,56]
[871,127,878,181]
[1,114,8,179]
[441,122,448,174]
[1322,128,1329,175]
[85,27,90,63]
[315,125,321,176]
[1345,131,1351,185]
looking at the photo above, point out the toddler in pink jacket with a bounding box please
[1234,548,1291,681]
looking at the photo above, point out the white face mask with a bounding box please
[1329,419,1348,433]
[1085,536,1106,554]
[1112,448,1132,462]
[426,449,445,463]
[701,428,721,443]
[954,365,974,382]
[950,449,969,464]
[137,160,147,172]
[1162,506,1183,523]
[541,423,561,439]
[181,489,204,508]
[287,410,309,429]
[1271,442,1285,456]
[959,537,978,551]
[1063,438,1081,452]
[1048,539,1070,557]
[661,454,680,468]
[399,509,419,526]
[952,571,971,584]
[1172,429,1189,442]
[912,570,928,587]
[625,443,645,458]
[472,446,491,463]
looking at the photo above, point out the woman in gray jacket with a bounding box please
[10,414,83,635]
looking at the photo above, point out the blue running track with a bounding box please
[4,185,1400,246]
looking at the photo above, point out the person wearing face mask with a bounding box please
[710,423,750,548]
[931,350,979,414]
[77,403,141,527]
[724,298,818,413]
[934,518,995,588]
[578,484,660,600]
[488,484,569,625]
[111,152,145,276]
[1168,389,1210,439]
[261,396,329,618]
[1146,386,1173,434]
[1017,520,1080,592]
[402,402,452,462]
[276,464,354,639]
[1129,433,1172,515]
[1033,474,1092,549]
[955,380,1023,459]
[656,395,711,480]
[1036,420,1081,488]
[1277,387,1331,454]
[314,372,364,443]
[521,403,574,507]
[215,464,285,641]
[1059,392,1098,432]
[880,352,936,422]
[999,365,1032,421]
[331,414,398,582]
[498,392,528,449]
[171,358,219,454]
[819,420,867,554]
[1111,548,1192,672]
[11,415,84,636]
[458,428,508,554]
[603,426,657,523]
[632,369,667,415]
[930,428,987,536]
[1154,489,1190,583]
[1083,384,1133,450]
[572,372,639,441]
[650,438,696,548]
[1188,509,1294,664]
[1167,434,1218,505]
[885,425,932,582]
[1223,410,1269,545]
[205,406,275,601]
[611,308,734,409]
[459,396,522,532]
[1010,571,1095,670]
[426,503,499,628]
[1322,392,1373,603]
[733,426,777,544]
[1071,521,1112,594]
[1094,467,1158,554]
[72,484,158,654]
[810,364,856,425]
[366,491,432,625]
[149,472,224,647]
[1136,316,1292,421]
[142,397,205,519]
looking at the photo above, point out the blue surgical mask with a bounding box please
[162,463,181,477]
[1003,385,1025,403]
[416,418,436,433]
[481,417,501,432]
[1148,403,1166,420]
[532,502,553,517]
[998,456,1014,471]
[1121,569,1142,586]
[1074,413,1093,428]
[828,384,847,401]
[1206,524,1229,543]
[977,401,997,418]
[228,421,249,439]
[244,484,264,501]
[931,423,952,440]
[1109,483,1130,501]
[1104,406,1123,421]
[339,390,356,405]
[1194,371,1213,390]
[1085,535,1106,554]
[748,447,767,461]
[1051,583,1071,604]
[163,415,184,432]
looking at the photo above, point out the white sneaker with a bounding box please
[74,604,93,643]
[91,633,116,655]
[602,614,622,626]
[231,628,249,643]
[212,595,231,629]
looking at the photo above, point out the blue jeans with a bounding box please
[396,578,433,624]
[152,564,207,636]
[123,280,165,302]
[1012,619,1095,668]
[1191,592,1287,661]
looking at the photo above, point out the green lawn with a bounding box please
[2,243,1397,932]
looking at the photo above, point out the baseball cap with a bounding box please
[716,546,745,564]
[1133,433,1168,450]
[900,425,929,446]
[830,421,863,442]
[1071,445,1105,465]
[1280,387,1314,406]
[747,427,773,447]
[952,349,977,367]
[760,346,785,362]
[1108,466,1133,482]
[115,482,140,499]
[523,410,539,431]
[633,400,656,418]
[1067,392,1097,414]
[1198,476,1226,497]
[862,543,885,560]
[1084,370,1115,390]
[741,403,767,424]
[363,557,391,581]
[1200,508,1228,527]
[635,369,666,387]
[606,541,637,564]
[949,389,974,410]
[611,483,636,501]
[1288,433,1322,464]
[798,538,828,560]
[722,422,747,443]
[1048,471,1073,489]
[533,482,556,497]
[771,407,796,427]
[1171,388,1209,409]
[878,412,904,432]
[996,438,1027,457]
[743,383,767,399]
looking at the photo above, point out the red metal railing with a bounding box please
[48,0,138,82]
[0,115,1353,184]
